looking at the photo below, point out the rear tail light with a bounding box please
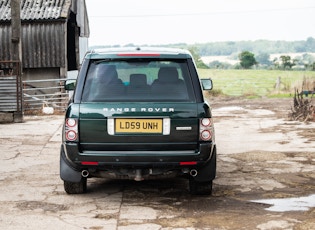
[199,118,213,141]
[65,118,78,142]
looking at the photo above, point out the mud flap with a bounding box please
[194,146,216,182]
[60,147,82,183]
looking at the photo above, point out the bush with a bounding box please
[289,90,315,122]
[205,88,224,97]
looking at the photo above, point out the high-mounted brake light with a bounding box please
[199,118,213,141]
[65,118,78,142]
[117,53,160,57]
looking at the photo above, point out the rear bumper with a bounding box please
[62,142,214,170]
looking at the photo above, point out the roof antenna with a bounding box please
[136,47,141,51]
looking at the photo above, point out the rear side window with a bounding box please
[81,59,195,102]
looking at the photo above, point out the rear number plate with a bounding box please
[115,118,163,134]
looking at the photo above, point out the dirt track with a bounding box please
[0,98,314,230]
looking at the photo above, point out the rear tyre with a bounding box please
[64,177,87,194]
[189,178,213,195]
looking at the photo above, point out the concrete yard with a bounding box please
[0,98,314,229]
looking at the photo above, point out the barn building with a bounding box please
[0,0,89,121]
[0,0,89,80]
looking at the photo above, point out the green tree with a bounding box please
[301,53,315,70]
[305,37,315,52]
[188,47,209,69]
[279,55,295,69]
[272,57,280,69]
[238,51,257,69]
[208,60,232,69]
[255,52,271,66]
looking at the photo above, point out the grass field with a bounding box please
[197,69,315,97]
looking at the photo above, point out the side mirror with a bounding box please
[200,78,213,90]
[64,79,76,91]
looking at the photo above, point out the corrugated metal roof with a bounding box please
[0,0,71,21]
[0,0,89,69]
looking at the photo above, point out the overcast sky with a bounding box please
[85,0,315,47]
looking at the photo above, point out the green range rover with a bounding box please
[60,47,216,195]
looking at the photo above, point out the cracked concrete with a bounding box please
[0,98,314,229]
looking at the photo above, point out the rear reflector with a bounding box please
[81,161,99,165]
[180,161,197,166]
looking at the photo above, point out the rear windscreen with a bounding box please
[81,59,195,102]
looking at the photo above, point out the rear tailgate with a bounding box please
[79,102,199,152]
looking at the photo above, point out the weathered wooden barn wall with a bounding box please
[22,22,66,68]
[0,24,13,61]
[0,21,66,68]
[0,0,89,117]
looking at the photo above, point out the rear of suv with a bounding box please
[60,47,216,195]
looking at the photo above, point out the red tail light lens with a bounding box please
[200,130,212,141]
[65,118,78,142]
[199,118,213,141]
[201,118,211,127]
[66,130,77,141]
[66,118,77,127]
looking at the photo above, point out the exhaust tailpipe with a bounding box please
[134,169,143,181]
[81,170,89,178]
[190,169,198,177]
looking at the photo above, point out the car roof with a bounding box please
[84,47,193,59]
